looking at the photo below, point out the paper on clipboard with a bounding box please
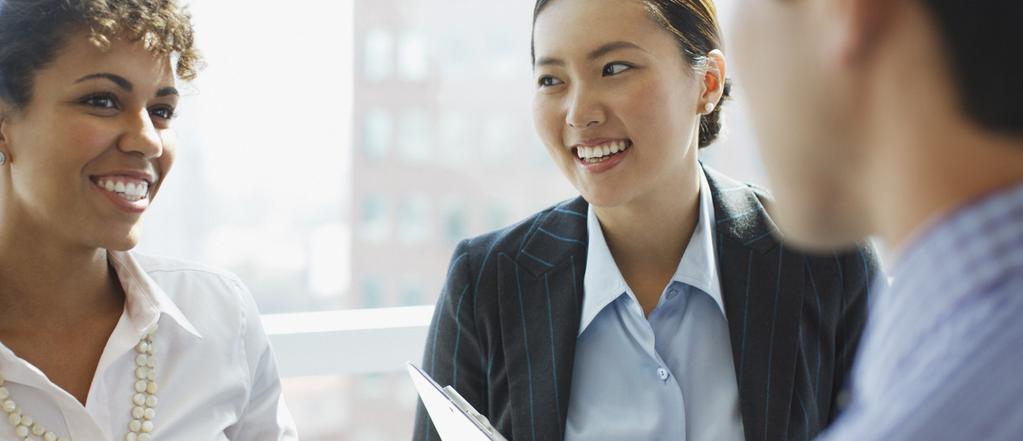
[407,362,508,441]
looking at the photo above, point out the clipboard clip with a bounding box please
[441,386,509,441]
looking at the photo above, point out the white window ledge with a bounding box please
[262,306,434,378]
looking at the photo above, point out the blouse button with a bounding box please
[657,367,670,381]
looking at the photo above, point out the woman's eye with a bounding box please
[82,94,119,109]
[602,62,633,76]
[150,106,176,120]
[538,75,564,88]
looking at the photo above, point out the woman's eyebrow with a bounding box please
[587,41,646,60]
[157,87,179,98]
[74,73,177,98]
[535,41,647,68]
[75,72,133,91]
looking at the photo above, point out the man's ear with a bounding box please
[828,0,899,66]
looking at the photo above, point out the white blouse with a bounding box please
[0,251,298,440]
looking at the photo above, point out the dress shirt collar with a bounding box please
[580,168,724,336]
[107,250,204,341]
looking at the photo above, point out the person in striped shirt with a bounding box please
[730,0,1023,439]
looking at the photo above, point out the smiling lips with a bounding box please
[574,139,633,163]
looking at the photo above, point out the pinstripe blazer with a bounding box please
[413,166,879,441]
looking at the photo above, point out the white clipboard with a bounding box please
[407,362,508,441]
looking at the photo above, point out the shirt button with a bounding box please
[657,367,670,381]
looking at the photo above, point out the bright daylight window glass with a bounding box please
[137,0,758,439]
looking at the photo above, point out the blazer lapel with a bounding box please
[706,166,805,441]
[492,169,805,441]
[499,198,587,441]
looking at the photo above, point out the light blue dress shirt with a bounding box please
[565,169,745,441]
[818,182,1023,440]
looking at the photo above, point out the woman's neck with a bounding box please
[593,163,703,313]
[0,216,120,326]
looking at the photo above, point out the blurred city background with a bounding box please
[137,0,761,439]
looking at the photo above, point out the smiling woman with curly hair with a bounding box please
[0,1,297,440]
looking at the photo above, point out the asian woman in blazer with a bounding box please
[414,0,880,440]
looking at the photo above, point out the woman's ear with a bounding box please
[701,49,728,111]
[0,100,18,165]
[0,108,9,152]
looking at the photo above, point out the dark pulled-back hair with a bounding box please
[532,0,732,148]
[0,0,202,111]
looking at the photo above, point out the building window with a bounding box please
[397,32,429,81]
[398,110,432,162]
[440,197,467,244]
[360,276,385,309]
[363,29,393,81]
[363,109,393,160]
[399,277,428,306]
[359,195,390,242]
[396,194,432,244]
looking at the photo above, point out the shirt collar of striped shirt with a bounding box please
[878,181,1023,326]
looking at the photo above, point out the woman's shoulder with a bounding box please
[126,252,262,329]
[131,253,250,297]
[455,196,588,260]
[121,253,282,406]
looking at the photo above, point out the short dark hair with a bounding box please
[0,0,201,111]
[920,1,1023,136]
[532,0,731,148]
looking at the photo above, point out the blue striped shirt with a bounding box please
[817,182,1023,440]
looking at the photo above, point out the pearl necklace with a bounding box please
[0,324,159,441]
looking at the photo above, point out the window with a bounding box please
[440,197,467,244]
[363,30,394,81]
[397,32,430,81]
[396,194,432,244]
[146,0,756,439]
[359,195,391,243]
[397,110,432,163]
[363,109,393,160]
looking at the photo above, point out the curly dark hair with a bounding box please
[0,0,202,110]
[532,0,731,148]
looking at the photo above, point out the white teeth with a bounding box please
[97,178,149,201]
[576,147,591,159]
[575,140,631,161]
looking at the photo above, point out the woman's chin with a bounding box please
[579,189,631,210]
[97,228,142,252]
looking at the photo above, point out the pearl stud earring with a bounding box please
[704,102,715,114]
[0,151,6,166]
